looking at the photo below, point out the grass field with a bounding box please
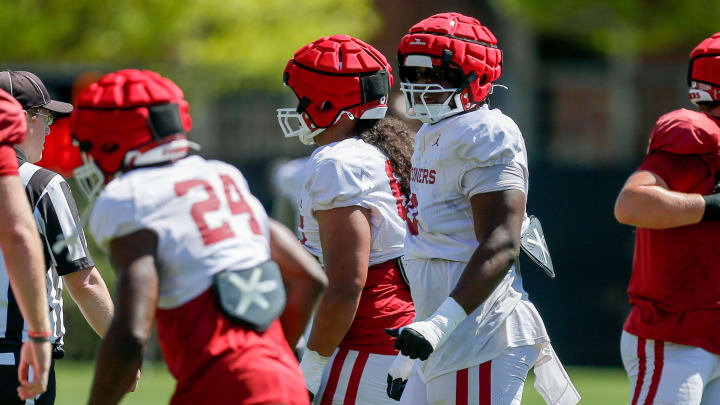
[54,361,630,404]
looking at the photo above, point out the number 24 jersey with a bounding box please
[90,155,271,310]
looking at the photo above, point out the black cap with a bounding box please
[0,71,73,114]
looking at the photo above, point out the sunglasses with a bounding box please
[27,110,54,126]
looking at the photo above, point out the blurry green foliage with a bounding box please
[0,0,380,90]
[491,0,720,56]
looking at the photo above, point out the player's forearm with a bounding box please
[87,326,144,405]
[615,185,705,229]
[66,268,114,337]
[306,285,362,356]
[87,266,153,405]
[269,219,327,346]
[281,277,325,347]
[450,237,519,314]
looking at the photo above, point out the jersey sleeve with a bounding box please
[37,175,95,275]
[638,150,709,193]
[89,182,145,251]
[307,156,369,211]
[648,109,720,156]
[456,117,524,169]
[0,145,18,177]
[461,160,526,199]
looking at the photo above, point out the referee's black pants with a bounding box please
[0,343,55,405]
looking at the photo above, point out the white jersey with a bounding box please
[90,155,271,309]
[403,106,551,382]
[299,137,406,266]
[405,104,530,262]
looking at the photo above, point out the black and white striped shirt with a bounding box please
[0,149,94,345]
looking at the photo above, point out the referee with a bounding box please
[0,71,115,405]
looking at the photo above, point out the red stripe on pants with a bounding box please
[456,368,468,405]
[644,341,664,405]
[631,338,647,405]
[343,352,369,405]
[479,361,492,405]
[321,349,349,405]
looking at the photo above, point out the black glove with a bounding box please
[387,374,407,401]
[385,328,434,361]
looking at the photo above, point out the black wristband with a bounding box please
[702,194,720,221]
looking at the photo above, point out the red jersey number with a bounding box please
[384,160,418,235]
[175,175,261,246]
[405,193,419,236]
[220,174,262,235]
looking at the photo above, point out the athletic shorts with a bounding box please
[621,331,720,405]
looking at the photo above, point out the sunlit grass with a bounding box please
[54,361,629,404]
[55,361,173,405]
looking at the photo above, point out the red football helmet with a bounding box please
[689,32,720,105]
[397,12,502,123]
[277,34,393,145]
[70,69,194,198]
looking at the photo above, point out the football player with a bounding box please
[386,13,580,405]
[615,32,720,405]
[277,35,416,404]
[70,69,327,405]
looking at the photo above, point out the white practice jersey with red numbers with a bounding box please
[405,104,531,263]
[90,155,271,310]
[298,137,408,266]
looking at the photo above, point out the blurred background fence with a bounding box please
[3,0,720,370]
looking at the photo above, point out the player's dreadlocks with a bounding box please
[352,116,414,200]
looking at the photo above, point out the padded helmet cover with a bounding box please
[397,12,502,105]
[283,34,393,129]
[689,32,720,104]
[70,69,192,176]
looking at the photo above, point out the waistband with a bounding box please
[368,257,402,271]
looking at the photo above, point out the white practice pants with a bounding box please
[314,348,396,405]
[621,331,720,405]
[400,344,542,405]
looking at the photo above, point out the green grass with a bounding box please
[523,366,630,405]
[55,361,174,405]
[54,362,629,404]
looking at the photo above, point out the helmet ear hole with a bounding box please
[320,101,333,111]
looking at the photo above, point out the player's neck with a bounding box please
[314,118,357,146]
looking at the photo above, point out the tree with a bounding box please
[491,0,720,57]
[0,0,380,90]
